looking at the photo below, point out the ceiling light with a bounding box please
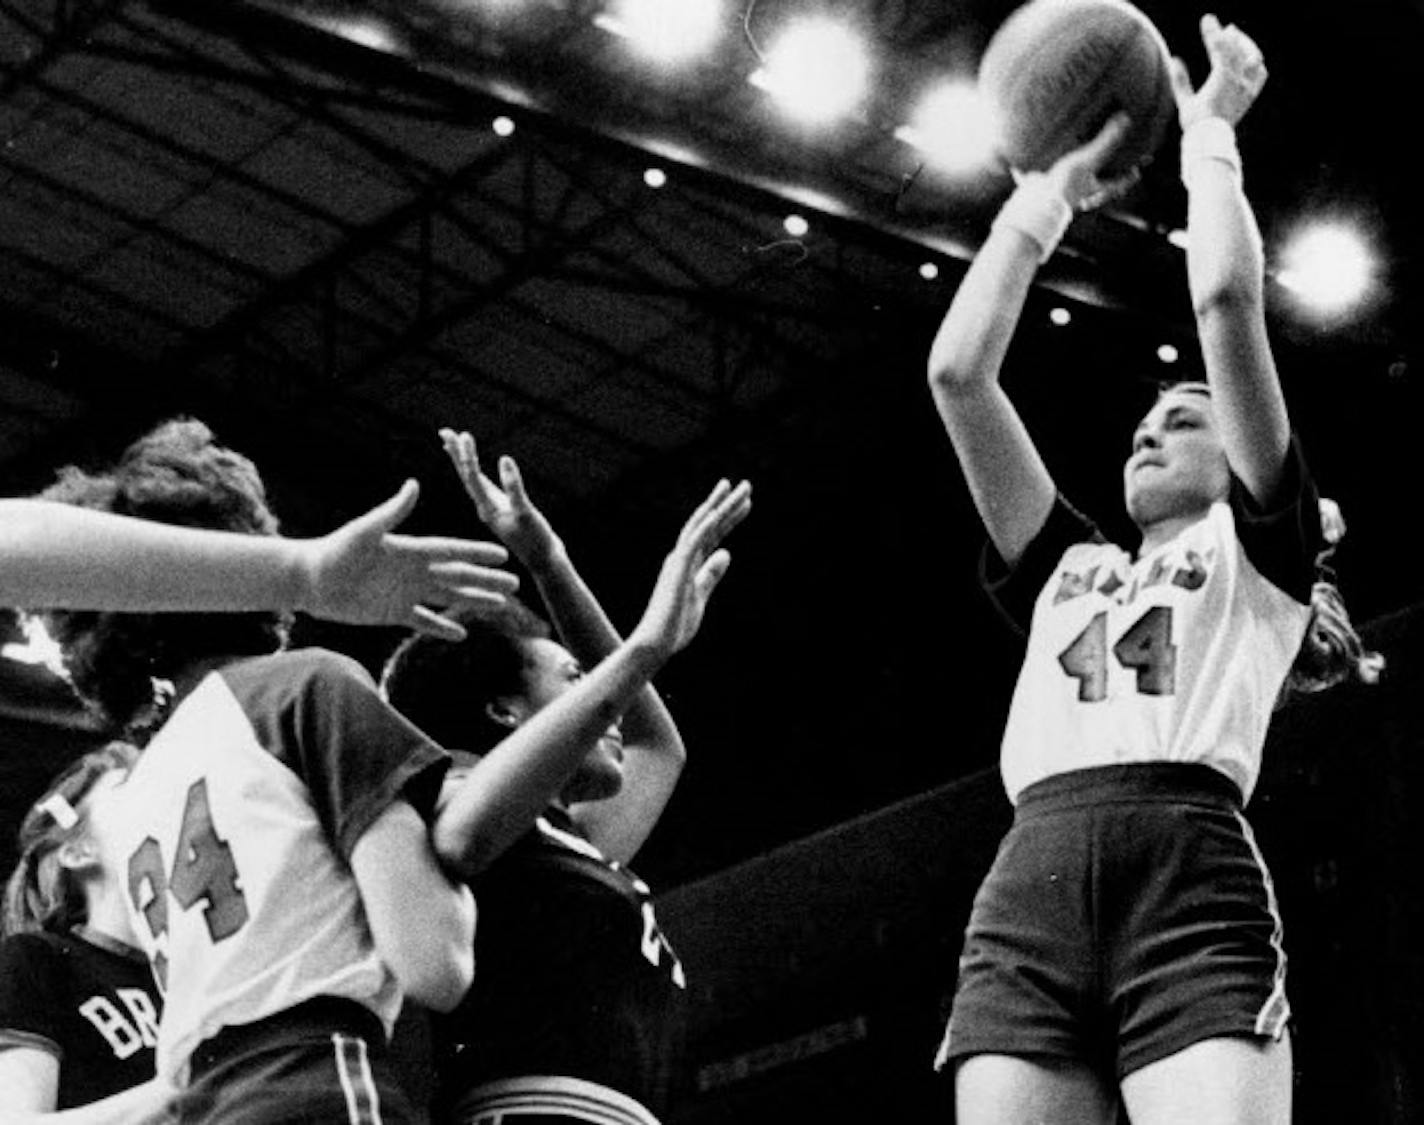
[896,81,999,175]
[596,0,724,66]
[750,18,871,127]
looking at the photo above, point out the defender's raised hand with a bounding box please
[631,479,753,659]
[440,428,563,571]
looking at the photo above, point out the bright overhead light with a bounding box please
[1157,343,1179,364]
[596,0,724,65]
[1276,221,1375,317]
[896,81,999,175]
[644,167,668,188]
[750,18,871,126]
[306,13,401,53]
[2,616,66,677]
[1049,307,1071,326]
[783,214,810,237]
[919,262,939,281]
[492,116,516,136]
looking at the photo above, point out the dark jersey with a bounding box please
[435,808,687,1117]
[0,927,161,1108]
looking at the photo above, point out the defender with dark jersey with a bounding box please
[434,807,687,1124]
[0,927,161,1108]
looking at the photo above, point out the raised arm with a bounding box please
[441,429,684,863]
[0,482,516,639]
[432,476,752,879]
[1172,14,1289,504]
[927,115,1131,566]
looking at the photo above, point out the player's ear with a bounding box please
[485,699,521,730]
[56,838,97,871]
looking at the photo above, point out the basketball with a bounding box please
[978,0,1175,178]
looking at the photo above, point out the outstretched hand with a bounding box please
[1040,112,1139,212]
[632,479,753,660]
[297,479,518,640]
[440,428,563,570]
[1170,13,1267,130]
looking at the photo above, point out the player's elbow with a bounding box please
[1193,278,1263,321]
[388,885,476,1012]
[928,343,997,399]
[433,816,504,882]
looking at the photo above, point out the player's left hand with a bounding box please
[1171,14,1267,130]
[296,479,518,640]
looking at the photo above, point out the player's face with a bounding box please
[75,770,129,882]
[515,637,625,803]
[1123,388,1231,529]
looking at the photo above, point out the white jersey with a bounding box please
[991,454,1320,805]
[113,649,448,1085]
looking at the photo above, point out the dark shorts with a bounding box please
[177,997,422,1124]
[937,763,1290,1079]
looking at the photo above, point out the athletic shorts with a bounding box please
[936,763,1290,1079]
[448,1075,663,1125]
[175,997,421,1124]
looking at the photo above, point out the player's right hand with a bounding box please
[1042,112,1138,211]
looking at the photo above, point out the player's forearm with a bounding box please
[0,500,306,612]
[11,1077,172,1124]
[928,222,1043,397]
[530,546,684,762]
[1181,116,1265,318]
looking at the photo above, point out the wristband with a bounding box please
[1181,117,1242,189]
[992,174,1073,263]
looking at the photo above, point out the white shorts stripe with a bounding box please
[332,1033,383,1125]
[1234,811,1291,1039]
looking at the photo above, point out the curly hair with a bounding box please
[1282,498,1385,698]
[2,741,139,936]
[35,418,287,732]
[380,597,551,754]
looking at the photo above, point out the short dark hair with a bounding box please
[380,598,551,754]
[35,418,286,731]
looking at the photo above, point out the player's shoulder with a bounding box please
[1059,536,1129,569]
[0,930,67,972]
[223,647,376,691]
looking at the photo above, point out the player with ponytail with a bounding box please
[926,14,1369,1125]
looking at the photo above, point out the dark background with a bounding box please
[2,1,1422,1119]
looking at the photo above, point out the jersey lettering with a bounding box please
[1060,606,1177,701]
[126,778,250,991]
[118,988,160,1047]
[77,991,156,1059]
[638,902,686,989]
[168,780,249,940]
